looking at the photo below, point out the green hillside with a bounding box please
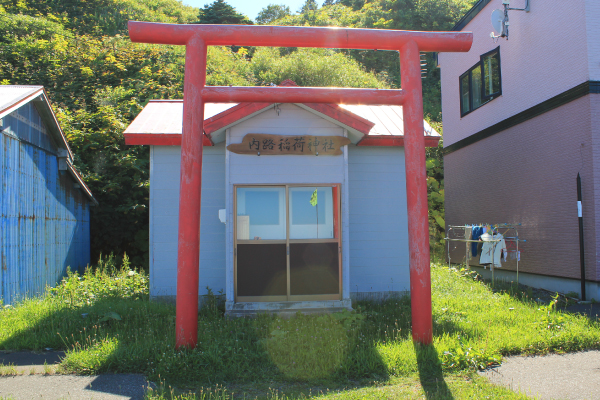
[0,0,476,266]
[0,0,198,35]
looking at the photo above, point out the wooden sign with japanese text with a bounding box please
[227,133,350,156]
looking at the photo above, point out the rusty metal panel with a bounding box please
[0,134,3,302]
[0,109,91,305]
[44,153,57,290]
[3,135,19,304]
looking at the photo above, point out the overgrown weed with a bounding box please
[199,287,225,320]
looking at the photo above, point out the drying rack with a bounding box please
[445,223,525,286]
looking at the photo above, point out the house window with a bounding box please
[460,47,502,116]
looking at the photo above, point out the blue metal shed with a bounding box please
[0,85,97,305]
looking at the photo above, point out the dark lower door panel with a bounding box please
[237,244,287,297]
[290,242,339,295]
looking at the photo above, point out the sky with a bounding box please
[181,0,307,21]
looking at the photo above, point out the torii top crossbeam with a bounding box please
[129,22,471,51]
[128,21,472,349]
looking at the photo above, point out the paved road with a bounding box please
[0,374,151,400]
[0,352,151,399]
[479,350,600,400]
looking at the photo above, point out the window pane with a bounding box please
[483,52,500,97]
[289,187,334,239]
[461,75,470,114]
[237,244,287,296]
[290,243,339,295]
[236,187,286,240]
[471,65,483,109]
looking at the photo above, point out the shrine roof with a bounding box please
[124,99,439,148]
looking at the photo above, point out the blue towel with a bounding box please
[471,226,484,257]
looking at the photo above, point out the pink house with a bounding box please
[438,0,600,298]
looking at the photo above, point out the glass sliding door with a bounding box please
[288,186,339,300]
[235,187,287,301]
[234,185,341,302]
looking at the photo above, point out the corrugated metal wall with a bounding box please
[0,103,90,305]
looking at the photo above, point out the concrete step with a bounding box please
[225,299,353,317]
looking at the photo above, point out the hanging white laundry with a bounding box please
[479,232,507,268]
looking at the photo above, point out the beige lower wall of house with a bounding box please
[444,95,599,286]
[468,266,600,301]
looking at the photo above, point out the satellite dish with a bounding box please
[491,9,505,35]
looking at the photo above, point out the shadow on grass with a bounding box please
[0,293,391,388]
[415,343,454,400]
[432,317,480,340]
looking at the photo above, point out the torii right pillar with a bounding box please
[400,40,432,344]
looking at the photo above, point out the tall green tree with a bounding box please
[299,0,319,13]
[256,4,291,25]
[332,0,364,10]
[197,0,252,24]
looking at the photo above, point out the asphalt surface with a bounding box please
[0,351,151,399]
[0,374,151,399]
[479,350,600,400]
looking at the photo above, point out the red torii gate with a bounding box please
[128,21,472,348]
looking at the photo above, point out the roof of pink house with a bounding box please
[124,82,440,148]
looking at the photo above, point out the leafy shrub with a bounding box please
[50,253,148,307]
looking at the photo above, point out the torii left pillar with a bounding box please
[175,36,207,345]
[128,21,473,349]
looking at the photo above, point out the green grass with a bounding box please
[145,374,530,399]
[1,259,598,399]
